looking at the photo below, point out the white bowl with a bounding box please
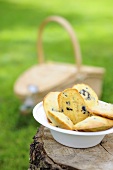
[33,102,113,148]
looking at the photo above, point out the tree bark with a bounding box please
[29,125,113,170]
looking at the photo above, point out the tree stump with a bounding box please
[29,125,113,170]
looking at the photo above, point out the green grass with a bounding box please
[0,0,113,169]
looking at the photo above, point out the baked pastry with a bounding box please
[74,115,113,132]
[43,92,60,119]
[89,100,113,119]
[58,88,90,124]
[43,84,113,132]
[72,84,98,107]
[47,110,74,130]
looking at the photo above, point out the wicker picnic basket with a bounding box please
[14,16,105,104]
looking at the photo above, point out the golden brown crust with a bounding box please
[89,100,113,119]
[58,88,89,124]
[74,115,113,132]
[47,110,74,130]
[72,84,98,108]
[43,92,60,119]
[43,84,113,132]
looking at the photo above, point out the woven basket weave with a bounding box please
[14,16,105,103]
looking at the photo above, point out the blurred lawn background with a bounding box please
[0,0,113,169]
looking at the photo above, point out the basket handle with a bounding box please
[37,16,82,72]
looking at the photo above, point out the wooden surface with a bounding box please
[29,126,113,170]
